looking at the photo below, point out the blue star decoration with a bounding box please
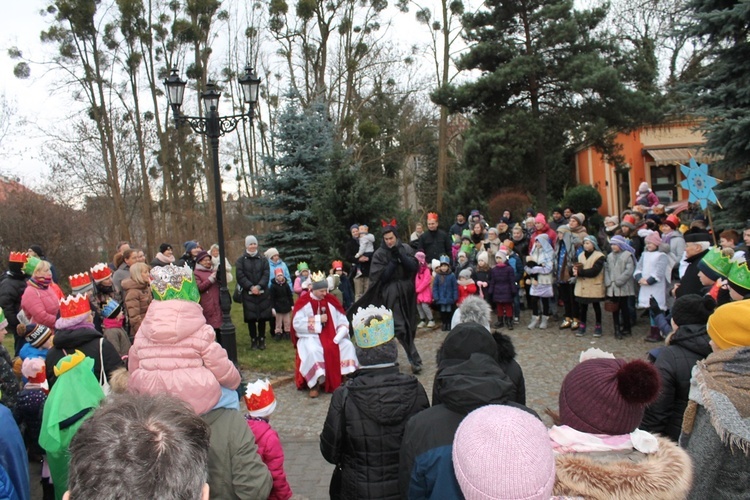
[680,158,721,209]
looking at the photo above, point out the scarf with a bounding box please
[683,346,750,454]
[155,252,175,264]
[29,276,51,289]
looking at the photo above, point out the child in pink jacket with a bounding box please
[245,379,293,500]
[128,264,241,415]
[414,252,435,328]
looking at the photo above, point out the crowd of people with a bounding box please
[1,178,750,499]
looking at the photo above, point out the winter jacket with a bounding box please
[20,283,59,329]
[511,235,529,258]
[269,280,294,314]
[417,230,453,265]
[0,271,27,341]
[640,324,712,442]
[526,240,555,298]
[175,253,196,270]
[202,408,273,500]
[676,249,710,298]
[246,417,293,500]
[487,263,517,304]
[574,250,606,300]
[432,271,457,306]
[493,332,526,406]
[267,260,292,290]
[474,265,491,299]
[122,278,152,337]
[235,252,273,322]
[0,345,19,415]
[194,264,221,329]
[414,265,433,304]
[456,280,477,305]
[128,300,240,414]
[0,403,30,500]
[605,250,636,297]
[45,326,124,389]
[321,366,429,500]
[111,263,130,294]
[399,353,526,499]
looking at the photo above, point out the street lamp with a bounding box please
[164,66,261,363]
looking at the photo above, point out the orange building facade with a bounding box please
[574,121,710,215]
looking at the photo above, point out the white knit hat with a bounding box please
[453,405,555,500]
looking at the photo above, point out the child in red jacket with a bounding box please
[457,269,478,305]
[245,379,293,500]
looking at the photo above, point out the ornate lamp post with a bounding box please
[164,66,261,363]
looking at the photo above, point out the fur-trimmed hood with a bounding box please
[553,436,692,499]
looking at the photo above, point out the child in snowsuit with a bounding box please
[432,256,458,331]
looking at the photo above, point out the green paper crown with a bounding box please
[297,262,309,272]
[727,260,750,294]
[352,305,395,348]
[701,247,734,279]
[23,256,41,275]
[0,306,7,330]
[150,264,200,302]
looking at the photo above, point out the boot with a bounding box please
[539,315,549,329]
[250,337,259,350]
[613,316,623,340]
[575,322,586,337]
[494,317,504,329]
[644,326,662,343]
[560,317,572,329]
[505,316,514,330]
[527,315,540,329]
[258,336,266,350]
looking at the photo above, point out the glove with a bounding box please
[333,328,349,345]
[649,296,661,316]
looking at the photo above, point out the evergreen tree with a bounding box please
[435,0,661,211]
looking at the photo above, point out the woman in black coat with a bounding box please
[235,235,273,350]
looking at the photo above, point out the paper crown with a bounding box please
[150,264,200,302]
[0,307,6,330]
[427,212,439,221]
[727,259,750,295]
[54,350,86,377]
[102,299,122,319]
[700,247,734,279]
[352,305,395,348]
[23,256,41,275]
[332,260,343,270]
[274,267,284,276]
[59,294,92,319]
[9,251,28,264]
[90,263,112,283]
[245,379,277,417]
[297,262,309,272]
[311,271,327,290]
[22,357,46,383]
[69,273,93,292]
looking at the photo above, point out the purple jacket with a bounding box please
[487,264,518,304]
[194,265,221,328]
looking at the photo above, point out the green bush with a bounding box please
[561,185,602,213]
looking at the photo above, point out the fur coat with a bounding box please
[553,436,692,499]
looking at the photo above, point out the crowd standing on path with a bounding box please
[2,180,750,499]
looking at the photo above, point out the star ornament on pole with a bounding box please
[679,157,722,209]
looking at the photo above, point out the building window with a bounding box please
[650,164,677,203]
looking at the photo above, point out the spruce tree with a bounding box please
[436,0,661,211]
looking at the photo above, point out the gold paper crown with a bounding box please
[352,305,395,348]
[54,350,86,377]
[311,270,326,283]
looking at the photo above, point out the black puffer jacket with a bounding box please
[235,252,272,321]
[320,366,429,500]
[0,270,27,351]
[46,326,124,389]
[493,332,527,406]
[641,324,712,441]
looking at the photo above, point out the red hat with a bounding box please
[332,260,343,271]
[621,214,637,230]
[663,214,680,230]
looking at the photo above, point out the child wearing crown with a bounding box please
[291,271,359,398]
[320,305,429,498]
[244,379,293,500]
[128,264,241,415]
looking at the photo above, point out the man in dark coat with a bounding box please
[352,224,423,373]
[320,309,429,499]
[399,322,537,499]
[235,236,273,350]
[675,230,712,299]
[0,252,29,355]
[448,212,468,239]
[417,215,453,266]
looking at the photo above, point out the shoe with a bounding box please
[621,328,632,337]
[505,317,514,331]
[309,386,320,398]
[593,324,602,338]
[258,338,266,350]
[417,321,426,328]
[560,317,572,329]
[539,315,549,329]
[528,315,540,329]
[570,319,580,330]
[576,323,586,337]
[513,317,520,324]
[274,333,283,341]
[411,363,423,375]
[644,326,662,343]
[493,320,503,328]
[426,320,436,328]
[250,339,259,350]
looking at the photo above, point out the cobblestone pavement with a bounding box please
[264,307,655,500]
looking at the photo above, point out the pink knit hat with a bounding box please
[453,405,555,500]
[645,231,662,247]
[534,213,546,224]
[559,358,660,435]
[415,251,426,264]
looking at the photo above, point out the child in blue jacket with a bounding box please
[432,256,458,331]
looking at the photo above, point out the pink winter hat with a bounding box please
[415,251,426,264]
[453,405,555,500]
[534,213,546,224]
[645,231,662,247]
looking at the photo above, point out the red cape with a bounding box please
[290,292,346,393]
